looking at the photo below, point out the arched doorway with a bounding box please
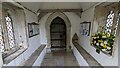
[45,12,71,51]
[50,17,66,49]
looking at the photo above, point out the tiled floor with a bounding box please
[41,50,79,66]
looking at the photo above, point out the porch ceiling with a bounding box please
[19,2,97,13]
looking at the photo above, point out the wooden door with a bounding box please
[50,17,66,49]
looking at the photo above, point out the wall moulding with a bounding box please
[45,12,71,51]
[37,9,83,21]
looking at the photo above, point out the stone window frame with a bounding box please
[91,2,120,56]
[2,10,17,58]
[0,3,28,64]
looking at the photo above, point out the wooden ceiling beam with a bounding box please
[38,12,48,22]
[37,9,83,21]
[37,9,83,13]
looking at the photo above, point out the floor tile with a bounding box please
[41,50,79,66]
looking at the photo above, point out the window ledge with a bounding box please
[3,47,27,64]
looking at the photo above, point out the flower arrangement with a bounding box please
[91,31,115,54]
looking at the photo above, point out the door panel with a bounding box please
[50,17,66,49]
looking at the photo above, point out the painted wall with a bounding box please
[39,13,51,44]
[1,1,118,67]
[39,12,81,49]
[22,9,41,60]
[0,2,3,68]
[78,3,118,66]
[118,16,120,68]
[64,12,81,49]
[2,3,43,66]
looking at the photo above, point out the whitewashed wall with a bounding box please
[22,9,41,60]
[39,13,51,44]
[64,12,81,49]
[0,2,3,68]
[2,3,42,66]
[39,12,81,50]
[78,3,118,66]
[117,9,120,67]
[1,2,118,67]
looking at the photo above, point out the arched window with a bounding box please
[113,12,120,36]
[105,11,120,36]
[105,11,115,34]
[0,22,5,53]
[91,3,119,56]
[0,13,17,58]
[5,15,15,49]
[0,3,28,65]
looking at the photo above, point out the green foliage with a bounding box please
[91,31,115,54]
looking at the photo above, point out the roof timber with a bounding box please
[37,9,83,13]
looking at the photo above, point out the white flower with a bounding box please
[100,43,104,46]
[96,43,99,46]
[107,47,111,50]
[104,41,107,44]
[93,37,96,39]
[102,36,106,38]
[94,41,96,44]
[102,49,107,51]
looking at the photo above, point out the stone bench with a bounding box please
[73,42,102,66]
[23,44,46,66]
[72,33,103,67]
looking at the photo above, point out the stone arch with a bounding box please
[45,12,71,51]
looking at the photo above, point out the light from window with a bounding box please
[113,12,120,36]
[105,11,115,34]
[0,23,5,52]
[5,16,15,49]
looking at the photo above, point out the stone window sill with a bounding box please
[3,47,27,64]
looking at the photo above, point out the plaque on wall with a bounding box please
[28,22,39,38]
[80,21,91,36]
